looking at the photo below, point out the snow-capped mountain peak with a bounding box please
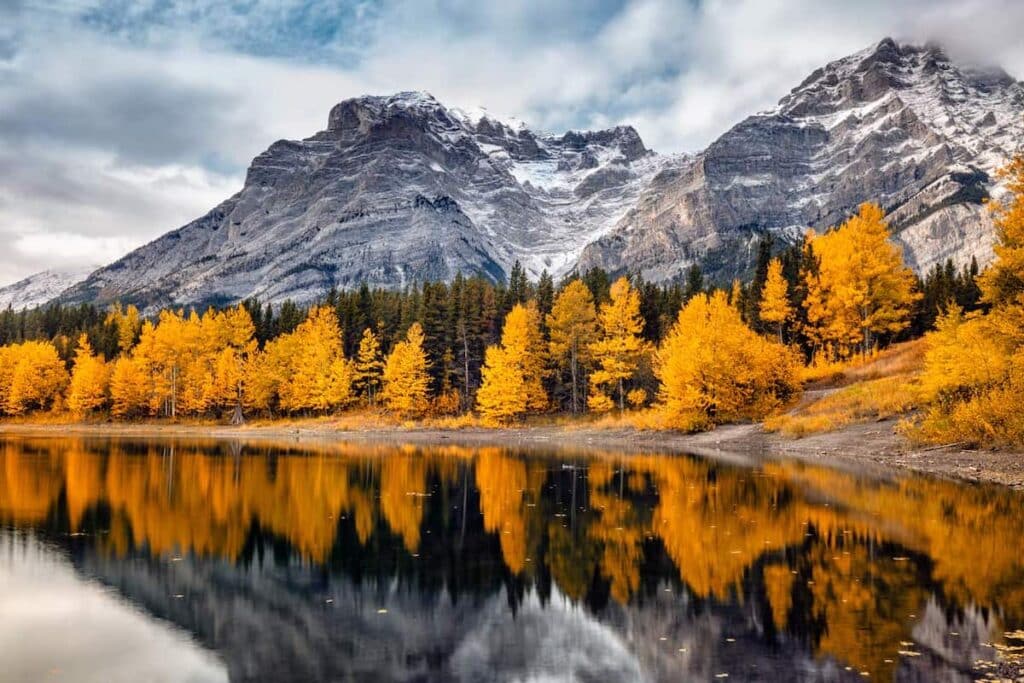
[0,265,99,311]
[57,38,1024,311]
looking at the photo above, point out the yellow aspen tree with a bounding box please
[980,155,1024,308]
[202,306,257,421]
[67,334,110,416]
[105,303,142,353]
[380,322,431,416]
[505,302,548,412]
[4,341,69,415]
[803,203,919,357]
[476,303,548,424]
[277,306,353,413]
[0,345,15,412]
[730,279,743,310]
[547,280,598,414]
[656,291,800,431]
[354,327,385,405]
[914,156,1024,446]
[759,258,793,342]
[475,346,527,424]
[589,277,648,412]
[109,356,150,418]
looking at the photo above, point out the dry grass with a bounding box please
[765,375,921,437]
[800,339,926,387]
[766,340,926,438]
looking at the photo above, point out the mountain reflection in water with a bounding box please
[0,436,1022,682]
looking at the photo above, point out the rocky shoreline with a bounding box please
[2,417,1021,490]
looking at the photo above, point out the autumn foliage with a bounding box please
[476,303,548,424]
[0,179,999,440]
[912,155,1024,447]
[803,203,919,358]
[655,291,801,431]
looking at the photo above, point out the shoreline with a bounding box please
[2,418,1022,490]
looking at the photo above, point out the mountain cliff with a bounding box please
[579,38,1024,280]
[59,38,1022,309]
[61,92,676,309]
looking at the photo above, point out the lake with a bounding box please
[1,435,1022,682]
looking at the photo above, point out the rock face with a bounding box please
[61,92,676,310]
[60,39,1023,310]
[579,38,1024,281]
[0,265,99,310]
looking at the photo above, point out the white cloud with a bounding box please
[1,0,1022,286]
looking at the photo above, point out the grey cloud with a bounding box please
[2,0,1024,286]
[1,76,246,168]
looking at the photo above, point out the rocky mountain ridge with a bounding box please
[0,265,99,310]
[579,38,1024,280]
[61,90,678,309]
[54,37,1023,310]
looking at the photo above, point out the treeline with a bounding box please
[0,192,995,431]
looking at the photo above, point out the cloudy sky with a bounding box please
[1,0,1022,286]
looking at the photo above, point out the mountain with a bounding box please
[579,38,1024,280]
[60,38,1023,310]
[61,92,678,309]
[0,265,98,310]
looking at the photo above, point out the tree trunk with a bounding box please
[230,401,245,426]
[570,338,579,415]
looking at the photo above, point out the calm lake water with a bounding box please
[1,436,1022,682]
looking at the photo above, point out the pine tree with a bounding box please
[682,265,704,302]
[354,327,385,405]
[547,280,598,413]
[589,277,648,412]
[381,322,431,416]
[759,258,793,342]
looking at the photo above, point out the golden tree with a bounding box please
[67,334,110,416]
[1,341,69,415]
[258,306,354,414]
[980,155,1024,310]
[105,303,141,353]
[476,302,548,424]
[656,291,801,431]
[914,155,1024,446]
[803,203,919,357]
[109,356,151,418]
[354,327,385,405]
[475,346,527,425]
[546,280,598,414]
[589,277,648,411]
[380,322,431,416]
[759,258,793,342]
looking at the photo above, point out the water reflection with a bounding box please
[1,436,1022,682]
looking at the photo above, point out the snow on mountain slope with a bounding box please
[0,265,98,310]
[579,38,1024,281]
[62,91,679,310]
[58,39,1023,310]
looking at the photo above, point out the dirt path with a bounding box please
[2,418,1022,490]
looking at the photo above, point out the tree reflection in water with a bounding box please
[1,436,1021,682]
